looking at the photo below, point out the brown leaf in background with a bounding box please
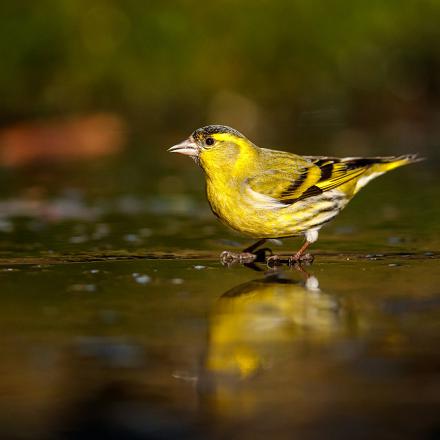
[0,113,126,167]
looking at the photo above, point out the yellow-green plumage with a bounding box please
[169,125,421,257]
[206,273,337,378]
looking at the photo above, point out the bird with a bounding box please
[204,271,342,379]
[168,125,422,265]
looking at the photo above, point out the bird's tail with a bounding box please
[371,153,424,173]
[351,154,424,194]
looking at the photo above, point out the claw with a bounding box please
[220,251,257,266]
[288,253,314,266]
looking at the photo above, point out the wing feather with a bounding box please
[246,154,382,206]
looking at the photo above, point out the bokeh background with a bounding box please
[3,0,440,154]
[1,0,439,258]
[1,2,440,439]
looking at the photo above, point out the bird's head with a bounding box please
[168,125,256,174]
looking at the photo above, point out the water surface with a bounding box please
[1,255,439,439]
[0,153,439,439]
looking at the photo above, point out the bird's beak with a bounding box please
[168,137,199,157]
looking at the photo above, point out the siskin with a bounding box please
[169,125,422,265]
[205,272,337,379]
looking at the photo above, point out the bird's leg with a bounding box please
[288,240,314,265]
[244,239,272,262]
[242,239,266,253]
[220,239,267,265]
[266,240,314,267]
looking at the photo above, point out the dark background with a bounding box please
[0,0,439,256]
[1,0,440,161]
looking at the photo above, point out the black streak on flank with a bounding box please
[280,172,308,202]
[297,185,324,200]
[282,184,324,205]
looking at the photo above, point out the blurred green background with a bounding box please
[1,3,440,439]
[0,0,439,254]
[2,0,440,151]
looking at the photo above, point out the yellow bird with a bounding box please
[169,125,421,264]
[205,272,342,379]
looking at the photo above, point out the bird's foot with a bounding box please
[288,253,314,266]
[266,253,314,268]
[220,251,257,266]
[220,247,272,266]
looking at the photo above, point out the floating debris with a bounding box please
[83,268,101,274]
[366,253,385,260]
[193,265,206,270]
[133,274,151,284]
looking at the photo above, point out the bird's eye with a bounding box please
[205,137,214,146]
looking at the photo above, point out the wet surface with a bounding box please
[0,156,439,439]
[1,255,440,439]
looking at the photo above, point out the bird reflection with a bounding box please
[202,269,344,382]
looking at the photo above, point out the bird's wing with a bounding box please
[246,156,371,205]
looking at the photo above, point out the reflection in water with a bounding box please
[2,260,440,438]
[199,270,354,420]
[205,271,344,379]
